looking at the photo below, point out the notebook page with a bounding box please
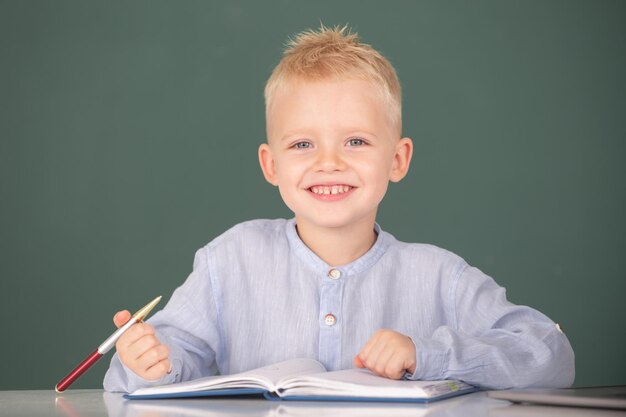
[130,358,326,397]
[278,368,473,399]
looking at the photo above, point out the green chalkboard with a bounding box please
[1,1,624,390]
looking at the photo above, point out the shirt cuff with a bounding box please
[120,359,179,393]
[403,337,448,381]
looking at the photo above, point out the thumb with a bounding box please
[113,310,132,328]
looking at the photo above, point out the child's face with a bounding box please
[259,78,412,231]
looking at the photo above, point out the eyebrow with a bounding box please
[278,132,306,142]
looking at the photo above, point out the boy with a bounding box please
[104,26,574,392]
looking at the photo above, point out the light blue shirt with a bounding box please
[104,218,575,392]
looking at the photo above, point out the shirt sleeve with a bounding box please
[405,263,575,389]
[103,248,221,392]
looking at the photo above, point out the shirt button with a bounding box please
[324,313,337,326]
[328,269,341,280]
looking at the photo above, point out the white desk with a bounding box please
[1,390,625,417]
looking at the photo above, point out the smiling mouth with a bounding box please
[308,185,354,195]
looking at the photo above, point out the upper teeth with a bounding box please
[310,185,352,195]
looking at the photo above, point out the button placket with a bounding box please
[318,267,344,370]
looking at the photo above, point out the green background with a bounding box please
[1,1,624,390]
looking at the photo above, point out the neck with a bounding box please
[295,218,378,266]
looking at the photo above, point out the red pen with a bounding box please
[55,295,162,393]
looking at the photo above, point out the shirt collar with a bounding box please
[285,218,391,278]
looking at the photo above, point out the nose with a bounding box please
[314,146,345,172]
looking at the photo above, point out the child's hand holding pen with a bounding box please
[55,296,162,392]
[113,310,172,381]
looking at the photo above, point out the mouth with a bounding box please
[308,185,354,195]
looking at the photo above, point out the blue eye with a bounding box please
[347,138,366,146]
[293,141,312,149]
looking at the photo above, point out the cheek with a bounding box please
[364,161,394,198]
[274,162,303,196]
[276,185,301,215]
[359,156,393,181]
[276,158,308,181]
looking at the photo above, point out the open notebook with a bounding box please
[125,358,477,403]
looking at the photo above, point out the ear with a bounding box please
[389,137,413,183]
[258,143,279,186]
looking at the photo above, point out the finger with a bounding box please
[370,344,395,377]
[116,323,156,352]
[143,358,172,381]
[136,344,170,374]
[404,337,417,374]
[383,352,408,380]
[113,310,131,328]
[126,333,161,362]
[354,355,365,368]
[363,337,390,371]
[358,330,383,363]
[406,360,417,375]
[402,352,417,374]
[117,334,159,368]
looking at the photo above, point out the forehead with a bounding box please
[266,78,392,138]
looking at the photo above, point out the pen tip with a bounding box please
[132,295,163,321]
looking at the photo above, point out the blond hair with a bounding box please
[264,25,402,135]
